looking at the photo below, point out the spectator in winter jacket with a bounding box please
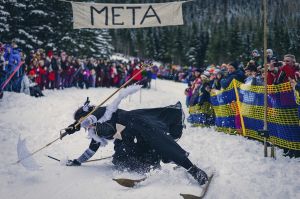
[20,73,44,97]
[244,64,263,86]
[7,44,21,74]
[132,65,143,84]
[275,54,297,84]
[198,73,211,105]
[184,82,193,107]
[191,69,202,93]
[211,71,223,90]
[267,49,274,63]
[189,69,202,106]
[220,62,246,89]
[20,73,36,95]
[251,49,263,67]
[267,57,281,85]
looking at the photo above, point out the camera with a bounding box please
[273,61,282,68]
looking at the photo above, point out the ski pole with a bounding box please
[1,61,24,90]
[46,155,112,163]
[0,61,24,97]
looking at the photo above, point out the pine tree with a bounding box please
[0,0,113,57]
[144,29,155,59]
[227,23,243,61]
[0,0,10,40]
[172,27,185,65]
[156,28,168,62]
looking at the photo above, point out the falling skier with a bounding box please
[63,85,209,186]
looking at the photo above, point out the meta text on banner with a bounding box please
[72,1,185,29]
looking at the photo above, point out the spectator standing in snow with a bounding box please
[220,62,246,89]
[275,54,297,84]
[267,57,280,85]
[244,64,263,86]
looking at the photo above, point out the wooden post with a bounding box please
[263,0,272,158]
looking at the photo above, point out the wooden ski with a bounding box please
[180,174,214,199]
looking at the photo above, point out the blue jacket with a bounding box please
[221,69,245,89]
[6,47,21,74]
[198,81,211,105]
[295,81,300,93]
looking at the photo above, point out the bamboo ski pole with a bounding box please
[15,64,149,164]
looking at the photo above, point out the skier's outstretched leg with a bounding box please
[138,121,208,185]
[187,165,208,185]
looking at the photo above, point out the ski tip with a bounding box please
[113,177,146,188]
[180,193,201,199]
[113,177,147,188]
[113,178,136,188]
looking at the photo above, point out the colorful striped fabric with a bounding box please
[197,80,300,150]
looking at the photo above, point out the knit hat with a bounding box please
[194,68,202,73]
[204,71,210,76]
[252,49,260,57]
[267,49,273,57]
[229,61,239,70]
[247,64,257,72]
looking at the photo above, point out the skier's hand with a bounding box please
[81,115,97,128]
[66,159,81,166]
[65,121,81,135]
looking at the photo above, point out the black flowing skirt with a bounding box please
[113,101,188,172]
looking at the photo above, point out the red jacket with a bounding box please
[267,71,276,85]
[275,64,297,84]
[48,71,55,81]
[132,68,143,81]
[35,66,46,84]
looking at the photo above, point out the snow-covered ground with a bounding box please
[0,79,299,199]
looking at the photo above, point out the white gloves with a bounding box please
[81,115,97,128]
[98,137,108,147]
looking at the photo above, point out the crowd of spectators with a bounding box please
[0,41,155,98]
[173,49,300,108]
[1,40,299,104]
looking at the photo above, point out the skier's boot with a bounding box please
[187,165,208,185]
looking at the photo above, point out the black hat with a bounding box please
[74,105,95,121]
[194,68,202,73]
[247,64,257,72]
[74,97,95,121]
[271,57,278,62]
[229,61,239,70]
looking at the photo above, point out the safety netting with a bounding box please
[190,80,300,150]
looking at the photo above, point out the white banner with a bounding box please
[71,1,185,29]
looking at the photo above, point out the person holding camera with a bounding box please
[275,54,297,85]
[267,57,281,85]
